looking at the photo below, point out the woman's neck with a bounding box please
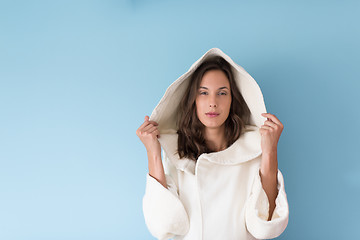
[204,126,227,152]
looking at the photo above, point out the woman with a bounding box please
[136,48,289,240]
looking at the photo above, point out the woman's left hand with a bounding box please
[259,113,284,220]
[259,113,284,155]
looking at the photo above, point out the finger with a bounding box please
[148,126,158,134]
[149,121,158,126]
[140,115,150,127]
[150,128,161,139]
[150,128,161,138]
[139,116,158,129]
[264,120,277,128]
[261,113,282,125]
[155,129,160,138]
[260,125,273,131]
[259,127,270,136]
[262,113,280,124]
[149,127,160,136]
[142,123,156,132]
[138,119,150,129]
[144,120,158,126]
[139,119,155,130]
[145,116,159,126]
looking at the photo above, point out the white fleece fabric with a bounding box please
[142,48,289,240]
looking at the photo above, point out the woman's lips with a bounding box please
[206,113,219,118]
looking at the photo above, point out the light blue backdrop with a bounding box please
[0,0,359,239]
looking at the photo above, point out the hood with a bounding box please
[149,48,268,174]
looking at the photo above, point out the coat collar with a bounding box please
[158,125,262,175]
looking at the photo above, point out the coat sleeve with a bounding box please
[245,168,289,239]
[142,150,190,240]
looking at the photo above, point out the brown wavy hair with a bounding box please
[175,56,251,161]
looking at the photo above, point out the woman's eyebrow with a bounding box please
[199,86,229,90]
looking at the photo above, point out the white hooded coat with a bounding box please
[142,48,289,240]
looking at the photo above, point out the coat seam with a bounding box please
[195,159,203,240]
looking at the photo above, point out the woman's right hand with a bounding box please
[136,115,161,155]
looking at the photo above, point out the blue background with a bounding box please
[1,0,359,239]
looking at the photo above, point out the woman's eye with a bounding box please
[199,92,227,95]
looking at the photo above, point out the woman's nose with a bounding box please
[209,97,217,107]
[210,103,217,107]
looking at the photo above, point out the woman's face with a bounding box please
[195,69,232,130]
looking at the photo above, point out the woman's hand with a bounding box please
[259,112,283,220]
[136,115,161,155]
[136,116,166,188]
[259,113,284,155]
